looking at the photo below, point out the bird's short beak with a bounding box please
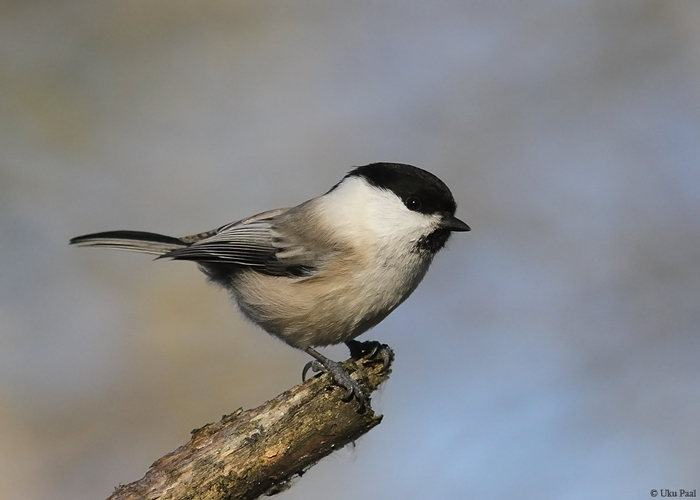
[441,214,471,232]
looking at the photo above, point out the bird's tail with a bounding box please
[69,230,188,256]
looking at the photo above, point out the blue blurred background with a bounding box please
[1,2,699,499]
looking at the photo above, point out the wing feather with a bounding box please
[161,209,318,276]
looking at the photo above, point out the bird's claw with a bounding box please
[301,357,366,407]
[302,343,394,408]
[324,360,365,403]
[345,340,394,371]
[302,360,322,382]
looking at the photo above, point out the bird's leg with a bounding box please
[302,347,366,406]
[345,340,393,371]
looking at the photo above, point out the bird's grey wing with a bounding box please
[162,208,318,276]
[178,208,288,244]
[262,202,331,276]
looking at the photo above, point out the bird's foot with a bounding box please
[303,347,366,407]
[345,340,394,371]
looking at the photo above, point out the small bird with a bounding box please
[71,162,470,404]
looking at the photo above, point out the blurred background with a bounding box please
[1,1,699,499]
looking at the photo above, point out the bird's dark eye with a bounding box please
[405,197,422,211]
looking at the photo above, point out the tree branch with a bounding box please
[107,350,393,500]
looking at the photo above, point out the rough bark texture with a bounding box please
[106,351,392,500]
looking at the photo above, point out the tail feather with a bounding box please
[69,230,188,256]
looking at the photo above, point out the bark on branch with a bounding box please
[106,351,393,500]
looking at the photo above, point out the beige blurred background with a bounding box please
[2,1,700,499]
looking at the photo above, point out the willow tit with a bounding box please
[71,162,470,404]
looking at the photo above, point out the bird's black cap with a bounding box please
[346,162,465,223]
